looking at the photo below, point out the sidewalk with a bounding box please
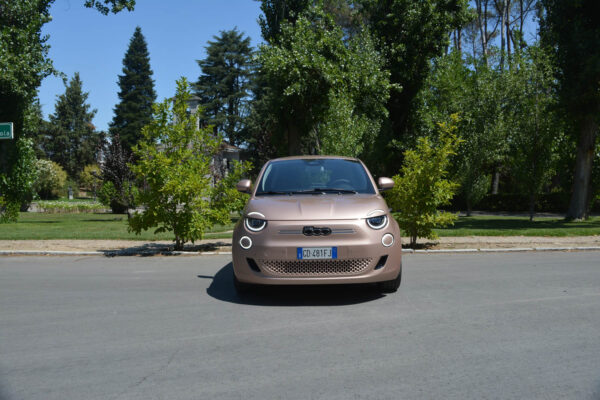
[0,235,599,256]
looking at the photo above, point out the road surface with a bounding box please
[1,252,599,399]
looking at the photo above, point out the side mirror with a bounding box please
[377,177,394,192]
[236,179,252,194]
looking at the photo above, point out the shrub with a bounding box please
[98,181,136,214]
[79,164,102,198]
[0,138,38,222]
[129,78,250,250]
[100,132,135,213]
[386,118,462,246]
[34,159,67,200]
[211,160,252,217]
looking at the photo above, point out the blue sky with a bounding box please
[39,0,264,132]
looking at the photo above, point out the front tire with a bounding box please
[379,269,401,293]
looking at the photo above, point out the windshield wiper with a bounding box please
[290,188,357,195]
[255,191,290,196]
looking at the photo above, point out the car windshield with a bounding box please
[255,159,376,195]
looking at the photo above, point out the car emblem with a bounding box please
[302,226,332,236]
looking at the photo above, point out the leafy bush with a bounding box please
[211,160,252,216]
[447,192,600,214]
[79,164,102,198]
[386,118,462,246]
[34,159,67,200]
[98,181,136,214]
[128,78,250,250]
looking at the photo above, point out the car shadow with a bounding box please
[99,242,232,257]
[201,262,386,306]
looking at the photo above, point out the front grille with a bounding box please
[258,258,372,276]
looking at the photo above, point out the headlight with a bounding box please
[366,215,387,230]
[245,217,267,232]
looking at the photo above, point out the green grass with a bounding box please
[0,213,236,241]
[433,215,600,237]
[1,213,599,241]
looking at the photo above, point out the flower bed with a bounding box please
[30,200,109,214]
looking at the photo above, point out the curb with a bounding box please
[401,246,600,253]
[0,250,234,257]
[0,248,599,257]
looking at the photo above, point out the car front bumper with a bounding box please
[232,218,402,285]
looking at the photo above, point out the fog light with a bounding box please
[381,233,394,247]
[239,236,252,250]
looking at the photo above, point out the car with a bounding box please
[232,156,402,293]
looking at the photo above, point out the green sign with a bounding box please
[0,122,13,140]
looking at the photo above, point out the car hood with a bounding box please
[244,194,389,221]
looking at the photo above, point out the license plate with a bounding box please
[297,247,337,260]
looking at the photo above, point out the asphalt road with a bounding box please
[0,253,599,400]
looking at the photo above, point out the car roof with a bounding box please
[269,155,360,162]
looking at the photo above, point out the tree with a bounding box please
[109,26,156,153]
[196,29,253,146]
[129,78,246,250]
[358,0,469,174]
[506,46,558,220]
[84,0,135,14]
[416,51,509,214]
[0,0,133,176]
[386,117,462,246]
[0,138,37,223]
[0,0,54,174]
[255,6,391,156]
[257,0,312,43]
[257,0,363,42]
[44,73,103,177]
[99,133,135,213]
[79,164,102,199]
[540,0,600,219]
[34,159,67,200]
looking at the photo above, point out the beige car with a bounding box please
[232,156,402,293]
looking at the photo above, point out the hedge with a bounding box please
[447,192,600,213]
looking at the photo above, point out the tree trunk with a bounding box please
[492,169,500,194]
[505,0,511,62]
[174,238,184,251]
[497,0,506,70]
[476,0,487,62]
[566,114,598,220]
[466,198,472,217]
[528,192,535,222]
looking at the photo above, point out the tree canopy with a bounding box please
[129,79,247,250]
[109,26,156,153]
[358,0,470,173]
[255,6,391,156]
[43,73,103,178]
[196,29,253,146]
[540,0,600,219]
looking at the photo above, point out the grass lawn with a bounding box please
[433,215,600,237]
[0,213,236,241]
[1,213,599,241]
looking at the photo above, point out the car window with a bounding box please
[256,159,375,195]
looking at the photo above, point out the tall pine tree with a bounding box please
[110,26,156,153]
[44,73,102,178]
[196,28,252,146]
